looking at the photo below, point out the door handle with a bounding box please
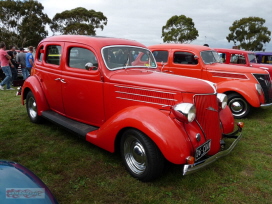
[60,79,66,83]
[55,78,61,81]
[163,70,173,73]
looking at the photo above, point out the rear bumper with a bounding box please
[183,126,243,176]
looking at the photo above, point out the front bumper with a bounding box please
[261,102,272,107]
[183,125,243,176]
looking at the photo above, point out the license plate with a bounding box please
[195,139,211,161]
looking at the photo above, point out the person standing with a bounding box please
[26,46,34,75]
[0,42,14,90]
[7,45,18,82]
[16,47,28,79]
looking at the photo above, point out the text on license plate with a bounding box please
[195,139,211,161]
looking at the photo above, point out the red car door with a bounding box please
[35,43,65,114]
[61,43,104,126]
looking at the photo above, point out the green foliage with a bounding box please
[0,0,51,48]
[51,7,107,35]
[227,17,271,51]
[162,15,199,43]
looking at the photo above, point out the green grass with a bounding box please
[1,90,272,204]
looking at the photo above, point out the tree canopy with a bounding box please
[0,0,51,48]
[50,7,107,35]
[226,17,271,51]
[162,15,199,43]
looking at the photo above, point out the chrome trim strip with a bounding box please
[115,91,177,102]
[209,71,249,80]
[261,102,272,107]
[183,130,242,176]
[115,85,177,95]
[116,97,171,106]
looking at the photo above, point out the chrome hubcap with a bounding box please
[124,135,147,175]
[231,101,243,112]
[229,98,247,117]
[28,97,37,119]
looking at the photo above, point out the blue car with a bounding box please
[0,160,58,204]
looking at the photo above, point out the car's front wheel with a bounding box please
[26,91,42,123]
[120,129,165,182]
[227,93,251,119]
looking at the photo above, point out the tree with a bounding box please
[51,7,107,35]
[226,17,271,51]
[0,0,51,48]
[162,15,199,43]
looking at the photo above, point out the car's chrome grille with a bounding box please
[253,74,272,103]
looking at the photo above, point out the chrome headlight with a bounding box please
[255,83,263,95]
[217,93,228,109]
[173,103,196,122]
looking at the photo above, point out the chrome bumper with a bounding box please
[261,102,272,107]
[183,127,243,176]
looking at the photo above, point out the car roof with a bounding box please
[255,52,272,55]
[214,48,255,54]
[148,44,212,51]
[40,35,146,49]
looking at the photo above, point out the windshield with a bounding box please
[102,46,157,70]
[248,53,257,63]
[200,50,221,64]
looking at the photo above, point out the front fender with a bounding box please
[216,81,262,107]
[86,106,192,164]
[219,106,235,134]
[21,76,49,115]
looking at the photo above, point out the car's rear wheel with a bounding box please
[227,93,251,119]
[26,91,42,123]
[120,129,165,181]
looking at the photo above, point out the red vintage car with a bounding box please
[214,48,272,76]
[148,44,272,118]
[21,35,243,181]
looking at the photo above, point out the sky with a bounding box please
[39,0,272,51]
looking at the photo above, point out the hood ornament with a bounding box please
[206,106,217,112]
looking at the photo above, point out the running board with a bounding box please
[42,110,98,138]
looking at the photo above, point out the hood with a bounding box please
[208,63,268,74]
[250,63,272,69]
[108,69,216,94]
[0,160,58,203]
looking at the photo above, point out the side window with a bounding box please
[230,54,246,64]
[68,47,97,69]
[173,52,198,65]
[38,46,44,62]
[217,52,226,63]
[46,45,61,65]
[152,51,168,63]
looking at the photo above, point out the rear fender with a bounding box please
[217,81,262,107]
[86,106,192,164]
[21,76,49,115]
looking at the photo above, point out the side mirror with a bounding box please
[194,55,199,60]
[85,62,98,71]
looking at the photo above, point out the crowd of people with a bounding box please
[0,42,34,90]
